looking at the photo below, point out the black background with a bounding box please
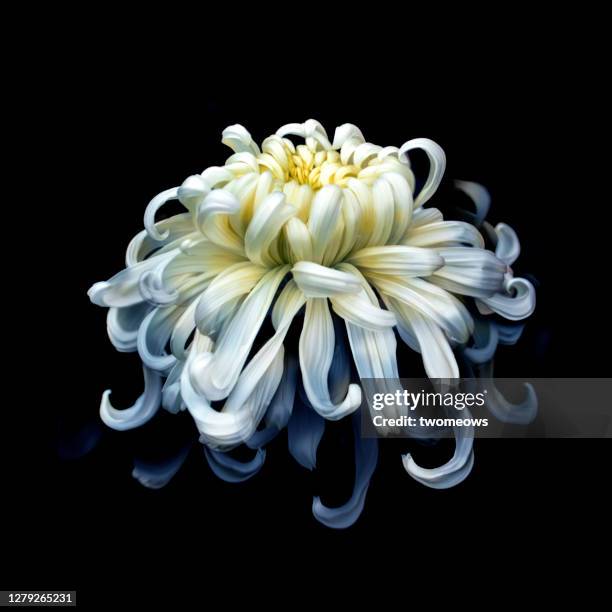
[6,17,611,606]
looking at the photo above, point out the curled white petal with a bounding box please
[221,124,261,155]
[277,119,332,150]
[477,276,536,321]
[138,269,179,306]
[126,214,195,266]
[494,222,521,266]
[177,174,210,211]
[299,298,362,420]
[106,303,151,352]
[100,366,161,431]
[403,424,474,489]
[144,187,180,240]
[398,138,446,208]
[137,307,181,372]
[88,250,179,308]
[196,189,243,254]
[332,123,365,150]
[200,166,234,188]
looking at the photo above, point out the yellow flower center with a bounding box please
[287,146,360,189]
[256,142,361,190]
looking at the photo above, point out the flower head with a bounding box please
[88,120,535,521]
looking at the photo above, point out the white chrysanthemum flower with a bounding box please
[89,119,535,488]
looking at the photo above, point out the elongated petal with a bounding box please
[245,191,296,266]
[403,417,474,489]
[144,187,180,240]
[307,184,344,263]
[88,250,179,308]
[313,413,378,529]
[288,394,325,470]
[389,300,460,378]
[331,291,396,331]
[187,281,304,446]
[167,239,247,283]
[247,356,299,449]
[398,138,446,208]
[215,281,304,417]
[107,302,152,352]
[196,189,244,254]
[403,220,484,248]
[494,222,521,265]
[284,217,313,262]
[336,264,399,380]
[205,447,266,482]
[169,300,199,361]
[348,245,443,277]
[100,366,161,431]
[191,265,289,400]
[299,298,362,420]
[292,261,361,297]
[137,306,183,372]
[181,333,284,449]
[161,361,185,413]
[369,274,473,344]
[368,177,395,246]
[430,247,506,298]
[384,172,414,244]
[195,262,267,338]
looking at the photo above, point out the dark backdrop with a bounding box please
[7,31,610,606]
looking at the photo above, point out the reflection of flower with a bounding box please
[88,120,536,526]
